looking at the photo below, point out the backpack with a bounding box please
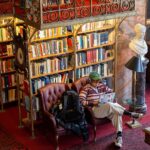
[60,90,84,123]
[54,90,89,141]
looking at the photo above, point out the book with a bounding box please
[99,92,116,104]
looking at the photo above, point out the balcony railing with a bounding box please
[42,0,135,23]
[14,0,136,29]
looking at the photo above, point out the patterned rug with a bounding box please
[0,125,27,150]
[67,122,150,150]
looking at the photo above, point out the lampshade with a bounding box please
[125,56,144,73]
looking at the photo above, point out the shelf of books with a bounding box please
[74,19,116,89]
[21,25,75,136]
[19,18,117,137]
[0,17,24,111]
[29,26,75,91]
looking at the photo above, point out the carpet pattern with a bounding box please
[0,125,27,150]
[67,123,150,150]
[0,86,150,150]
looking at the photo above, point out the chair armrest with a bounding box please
[43,111,57,133]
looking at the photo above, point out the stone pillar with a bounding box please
[135,58,149,114]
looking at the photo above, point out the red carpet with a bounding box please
[0,124,27,150]
[0,85,150,150]
[67,122,150,150]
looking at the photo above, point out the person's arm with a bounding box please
[88,100,99,106]
[79,88,99,106]
[79,88,88,106]
[105,85,113,93]
[98,82,113,93]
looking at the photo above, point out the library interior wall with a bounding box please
[116,0,146,102]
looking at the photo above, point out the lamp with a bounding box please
[125,55,144,128]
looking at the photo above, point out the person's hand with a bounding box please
[82,100,88,106]
[92,100,99,106]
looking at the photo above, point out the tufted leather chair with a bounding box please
[39,83,70,150]
[72,76,110,142]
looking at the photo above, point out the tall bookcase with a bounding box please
[0,16,24,111]
[20,25,75,137]
[19,18,117,137]
[74,19,116,88]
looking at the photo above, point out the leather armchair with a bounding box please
[72,76,110,142]
[39,83,70,150]
[71,76,90,93]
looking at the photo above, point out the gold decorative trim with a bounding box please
[40,11,137,30]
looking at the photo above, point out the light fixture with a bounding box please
[125,55,144,128]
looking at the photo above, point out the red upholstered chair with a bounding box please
[71,76,90,93]
[72,76,110,142]
[38,83,70,150]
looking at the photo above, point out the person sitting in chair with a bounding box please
[79,71,143,148]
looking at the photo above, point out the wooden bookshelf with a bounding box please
[0,40,13,44]
[31,67,74,79]
[76,42,115,52]
[0,17,25,111]
[31,33,73,43]
[76,57,115,69]
[29,49,74,61]
[22,117,43,128]
[16,19,117,138]
[77,24,115,35]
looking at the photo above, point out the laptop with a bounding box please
[99,92,116,104]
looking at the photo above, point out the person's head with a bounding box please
[134,24,146,40]
[89,71,101,87]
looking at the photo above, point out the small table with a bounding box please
[143,127,150,145]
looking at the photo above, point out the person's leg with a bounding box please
[92,102,143,148]
[107,102,125,115]
[93,103,125,148]
[107,112,123,148]
[100,102,143,119]
[92,102,125,118]
[108,112,123,133]
[123,110,143,118]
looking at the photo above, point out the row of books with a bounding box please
[2,74,16,88]
[76,62,113,79]
[24,96,40,112]
[31,73,69,94]
[0,44,14,56]
[0,59,15,73]
[1,90,16,103]
[77,32,109,50]
[0,28,12,42]
[16,26,24,37]
[30,38,72,58]
[31,26,69,40]
[80,20,114,32]
[30,57,70,77]
[76,48,114,66]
